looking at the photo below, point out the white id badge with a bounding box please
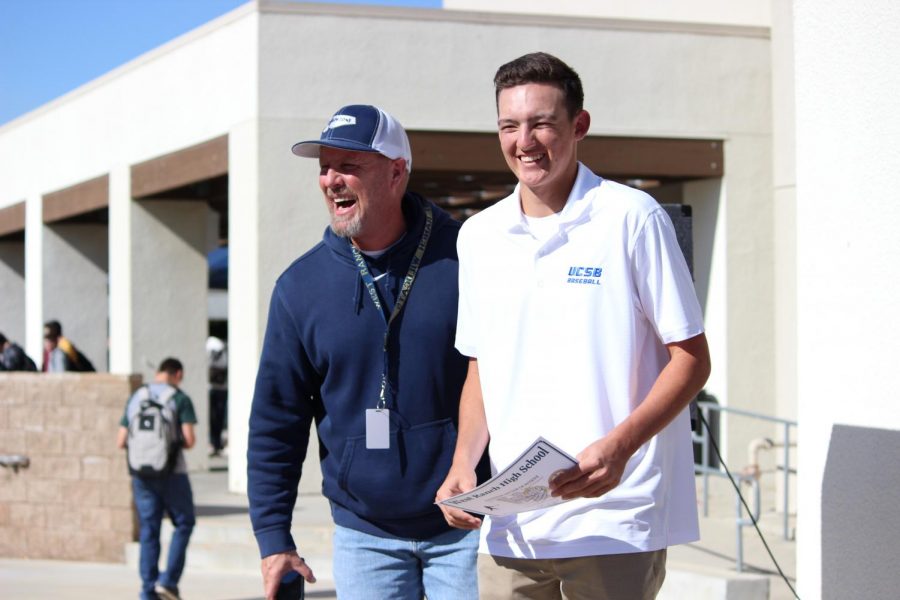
[365,409,390,449]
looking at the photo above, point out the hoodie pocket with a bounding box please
[329,418,456,520]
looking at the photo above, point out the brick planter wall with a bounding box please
[0,373,142,562]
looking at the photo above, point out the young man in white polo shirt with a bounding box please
[436,52,712,599]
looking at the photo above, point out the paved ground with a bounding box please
[0,558,274,600]
[1,462,796,600]
[1,460,338,600]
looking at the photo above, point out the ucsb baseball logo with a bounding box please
[567,266,603,286]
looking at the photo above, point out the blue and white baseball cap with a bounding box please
[292,104,412,172]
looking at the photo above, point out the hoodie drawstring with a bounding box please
[353,272,364,314]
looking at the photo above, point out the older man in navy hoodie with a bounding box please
[248,105,487,600]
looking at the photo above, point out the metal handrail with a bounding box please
[694,463,761,571]
[693,401,797,572]
[0,454,30,473]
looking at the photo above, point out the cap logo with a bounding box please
[324,115,357,131]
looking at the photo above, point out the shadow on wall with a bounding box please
[822,424,900,600]
[683,178,721,315]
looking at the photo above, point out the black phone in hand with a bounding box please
[275,571,305,600]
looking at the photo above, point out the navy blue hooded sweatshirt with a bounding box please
[248,193,486,558]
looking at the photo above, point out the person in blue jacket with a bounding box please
[247,104,488,600]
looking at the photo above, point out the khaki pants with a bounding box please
[477,549,666,600]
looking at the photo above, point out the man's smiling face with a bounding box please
[318,146,397,243]
[497,82,588,210]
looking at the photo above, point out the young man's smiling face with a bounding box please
[497,82,590,214]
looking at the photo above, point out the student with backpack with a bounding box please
[42,320,95,372]
[0,332,37,371]
[117,357,197,600]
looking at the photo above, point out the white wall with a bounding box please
[794,0,900,596]
[260,6,771,138]
[443,0,770,28]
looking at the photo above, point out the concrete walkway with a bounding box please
[1,463,338,600]
[667,475,798,600]
[1,464,796,600]
[0,558,273,600]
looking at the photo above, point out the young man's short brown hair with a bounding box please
[493,52,584,118]
[43,320,62,340]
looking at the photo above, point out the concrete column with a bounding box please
[24,194,43,362]
[131,199,210,470]
[684,139,775,469]
[717,136,776,466]
[227,119,259,493]
[228,117,328,492]
[108,165,133,375]
[684,178,727,405]
[42,223,109,372]
[0,239,26,344]
[771,0,798,516]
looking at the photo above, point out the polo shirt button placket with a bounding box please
[534,250,547,288]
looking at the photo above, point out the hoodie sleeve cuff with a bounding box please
[255,528,297,559]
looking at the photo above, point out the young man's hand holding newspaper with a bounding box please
[437,437,578,516]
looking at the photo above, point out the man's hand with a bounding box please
[435,466,483,530]
[548,436,630,500]
[261,550,316,600]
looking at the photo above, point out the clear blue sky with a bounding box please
[0,0,441,126]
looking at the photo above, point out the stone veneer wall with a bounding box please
[0,373,142,562]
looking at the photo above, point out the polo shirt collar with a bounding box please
[506,162,604,236]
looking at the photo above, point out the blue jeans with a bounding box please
[132,473,195,600]
[332,525,479,600]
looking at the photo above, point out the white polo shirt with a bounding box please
[456,163,703,558]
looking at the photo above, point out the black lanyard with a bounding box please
[350,203,433,409]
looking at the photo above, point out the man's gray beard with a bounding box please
[327,186,363,239]
[330,216,362,239]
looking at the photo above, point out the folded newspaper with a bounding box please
[437,437,579,516]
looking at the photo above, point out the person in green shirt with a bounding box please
[117,357,197,600]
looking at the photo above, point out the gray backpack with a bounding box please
[126,384,181,478]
